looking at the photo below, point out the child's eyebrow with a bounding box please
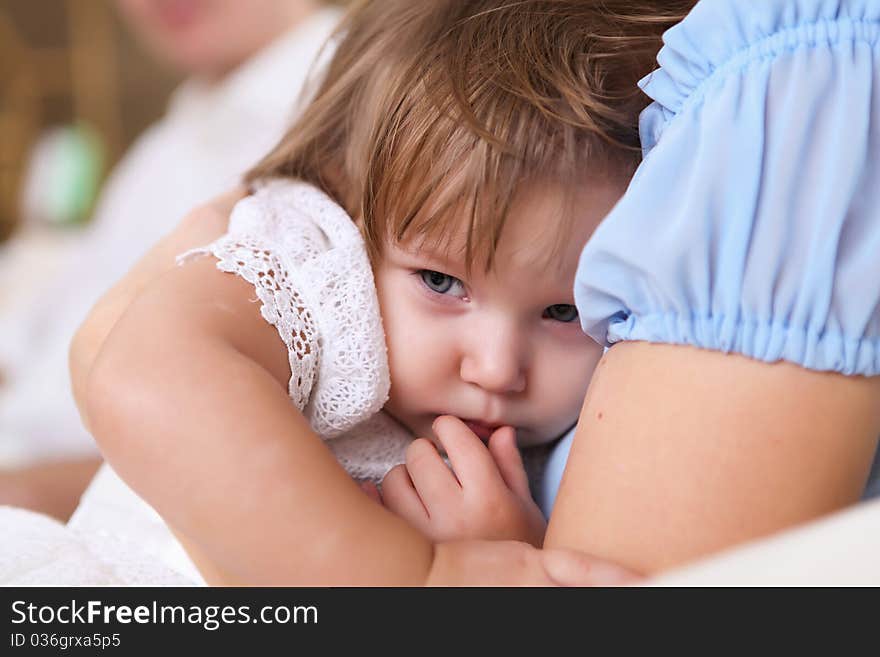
[395,242,466,271]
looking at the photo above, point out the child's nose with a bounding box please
[459,322,527,394]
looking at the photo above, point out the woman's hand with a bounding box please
[426,540,641,586]
[379,416,547,547]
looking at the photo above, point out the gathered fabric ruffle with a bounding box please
[576,0,880,376]
[639,0,880,151]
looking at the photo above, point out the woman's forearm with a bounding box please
[545,342,880,574]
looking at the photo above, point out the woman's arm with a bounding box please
[544,0,880,576]
[544,342,880,574]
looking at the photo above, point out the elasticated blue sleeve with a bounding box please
[575,0,880,375]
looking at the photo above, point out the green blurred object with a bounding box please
[20,122,105,228]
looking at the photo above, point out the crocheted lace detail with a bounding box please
[328,411,412,484]
[262,182,390,438]
[178,180,400,478]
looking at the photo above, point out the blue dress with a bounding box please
[539,0,880,516]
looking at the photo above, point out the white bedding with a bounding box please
[0,464,201,586]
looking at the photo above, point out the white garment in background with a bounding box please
[0,8,341,466]
[649,497,880,586]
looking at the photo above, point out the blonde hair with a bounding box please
[247,0,695,269]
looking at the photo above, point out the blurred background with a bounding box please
[0,0,345,519]
[1,0,179,303]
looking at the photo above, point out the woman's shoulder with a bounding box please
[574,0,880,377]
[639,0,880,151]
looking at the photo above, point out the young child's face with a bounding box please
[375,180,624,449]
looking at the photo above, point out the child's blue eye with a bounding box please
[418,270,465,297]
[544,304,578,322]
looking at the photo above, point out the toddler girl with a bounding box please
[74,0,686,584]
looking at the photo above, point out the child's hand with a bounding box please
[379,416,547,547]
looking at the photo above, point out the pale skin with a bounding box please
[71,184,638,585]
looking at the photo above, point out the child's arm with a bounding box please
[84,252,435,585]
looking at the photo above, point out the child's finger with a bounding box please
[431,416,502,490]
[405,438,460,507]
[380,464,430,530]
[486,426,532,501]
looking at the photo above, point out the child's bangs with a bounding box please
[245,0,694,273]
[363,79,594,274]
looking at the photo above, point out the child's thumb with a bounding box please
[487,427,531,500]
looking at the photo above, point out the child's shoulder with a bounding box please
[179,178,388,439]
[165,186,247,249]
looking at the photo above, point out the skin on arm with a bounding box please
[0,191,243,523]
[0,189,244,526]
[544,341,880,575]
